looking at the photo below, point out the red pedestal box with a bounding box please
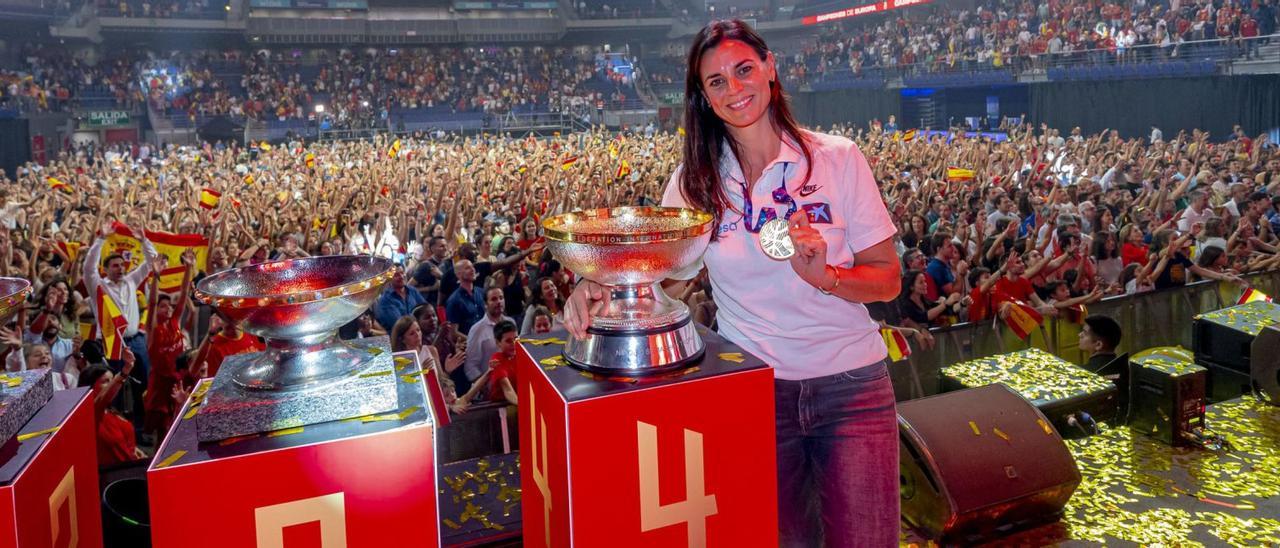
[148,352,441,548]
[0,388,102,548]
[517,328,778,548]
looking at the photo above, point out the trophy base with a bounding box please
[195,336,399,442]
[0,370,53,445]
[563,317,706,375]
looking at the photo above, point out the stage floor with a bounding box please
[903,395,1280,547]
[439,396,1280,547]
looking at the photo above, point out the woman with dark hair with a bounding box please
[565,19,902,545]
[28,276,83,342]
[79,349,146,467]
[1091,230,1123,289]
[899,269,957,329]
[521,277,564,335]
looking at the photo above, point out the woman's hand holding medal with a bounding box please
[786,213,835,291]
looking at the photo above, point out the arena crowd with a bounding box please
[1,118,1277,467]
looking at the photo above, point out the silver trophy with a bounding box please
[0,277,52,445]
[191,255,400,441]
[543,206,713,374]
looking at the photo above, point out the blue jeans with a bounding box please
[776,360,900,548]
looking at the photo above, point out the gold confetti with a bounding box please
[16,426,59,443]
[942,348,1113,404]
[1037,419,1053,435]
[718,352,745,363]
[520,338,566,346]
[217,434,259,446]
[401,373,420,384]
[267,426,305,437]
[969,421,981,436]
[358,370,392,378]
[993,427,1010,442]
[154,450,187,469]
[361,405,420,423]
[539,355,568,370]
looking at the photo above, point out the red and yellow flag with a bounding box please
[57,241,81,265]
[560,156,578,170]
[155,265,188,293]
[1238,288,1272,305]
[304,152,316,169]
[105,223,210,274]
[615,159,632,180]
[95,286,128,361]
[243,174,255,186]
[47,177,72,193]
[199,188,221,210]
[881,328,912,361]
[947,167,976,182]
[387,139,402,159]
[258,142,272,152]
[1003,299,1044,340]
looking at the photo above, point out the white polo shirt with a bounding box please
[662,130,897,381]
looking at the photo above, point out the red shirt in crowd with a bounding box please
[143,317,187,434]
[968,285,993,323]
[990,275,1036,309]
[97,410,137,468]
[487,351,519,404]
[203,329,266,377]
[1121,242,1150,266]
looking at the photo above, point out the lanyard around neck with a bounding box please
[739,162,796,233]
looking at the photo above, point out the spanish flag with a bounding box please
[947,167,976,182]
[304,152,315,169]
[615,159,631,180]
[47,177,72,193]
[561,156,578,170]
[243,174,255,186]
[57,241,81,265]
[78,320,96,344]
[199,188,221,210]
[258,142,272,152]
[1003,299,1044,340]
[903,129,917,142]
[881,328,912,361]
[1238,288,1273,305]
[95,286,128,361]
[155,265,188,293]
[388,139,402,159]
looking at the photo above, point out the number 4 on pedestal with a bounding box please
[637,421,718,548]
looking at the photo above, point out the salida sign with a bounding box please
[85,111,130,127]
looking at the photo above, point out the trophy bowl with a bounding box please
[194,255,397,391]
[543,207,713,374]
[0,277,32,325]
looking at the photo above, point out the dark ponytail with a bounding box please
[680,19,813,241]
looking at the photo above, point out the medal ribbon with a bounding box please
[740,163,796,233]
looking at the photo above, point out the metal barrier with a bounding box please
[901,269,1280,399]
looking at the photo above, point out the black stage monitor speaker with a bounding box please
[1128,357,1207,446]
[898,384,1081,543]
[1252,324,1280,404]
[1193,301,1280,374]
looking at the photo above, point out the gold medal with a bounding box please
[758,218,794,260]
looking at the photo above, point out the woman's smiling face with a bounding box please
[698,39,777,129]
